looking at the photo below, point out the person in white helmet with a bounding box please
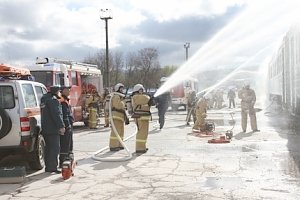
[131,84,152,154]
[109,83,127,151]
[238,83,259,133]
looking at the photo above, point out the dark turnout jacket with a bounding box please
[155,92,171,110]
[60,95,74,128]
[40,93,65,135]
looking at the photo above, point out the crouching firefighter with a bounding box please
[59,86,74,168]
[109,83,129,151]
[192,96,209,132]
[131,84,152,154]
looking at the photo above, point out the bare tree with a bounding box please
[110,51,124,86]
[136,48,160,89]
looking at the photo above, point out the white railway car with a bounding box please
[268,25,300,115]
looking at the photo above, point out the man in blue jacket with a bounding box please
[41,86,65,173]
[155,91,171,129]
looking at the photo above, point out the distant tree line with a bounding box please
[83,47,177,91]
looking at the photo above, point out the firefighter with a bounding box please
[192,96,209,132]
[186,90,197,125]
[238,84,259,133]
[59,86,74,168]
[216,89,224,109]
[109,83,128,151]
[85,90,100,129]
[131,84,152,154]
[103,88,110,127]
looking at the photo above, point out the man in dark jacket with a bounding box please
[59,86,74,167]
[41,86,65,173]
[155,91,171,129]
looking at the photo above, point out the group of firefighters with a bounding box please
[84,83,152,154]
[83,82,259,155]
[186,83,259,133]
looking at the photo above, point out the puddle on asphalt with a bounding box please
[241,144,259,152]
[203,177,243,189]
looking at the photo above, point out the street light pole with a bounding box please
[100,9,112,89]
[184,42,190,61]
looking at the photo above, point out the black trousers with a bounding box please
[59,127,73,165]
[43,134,60,172]
[158,105,168,129]
[229,99,235,108]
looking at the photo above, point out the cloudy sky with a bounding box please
[0,0,248,67]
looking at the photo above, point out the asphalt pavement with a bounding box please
[1,104,300,200]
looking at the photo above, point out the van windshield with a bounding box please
[0,86,15,109]
[31,71,53,87]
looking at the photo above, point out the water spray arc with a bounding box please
[155,0,300,98]
[199,45,272,97]
[92,92,137,162]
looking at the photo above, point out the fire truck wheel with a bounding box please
[28,134,45,170]
[0,107,12,140]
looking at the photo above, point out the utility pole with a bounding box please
[184,42,190,61]
[100,9,112,89]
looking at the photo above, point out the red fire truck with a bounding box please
[161,77,198,111]
[28,57,103,123]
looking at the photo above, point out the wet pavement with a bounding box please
[1,104,300,200]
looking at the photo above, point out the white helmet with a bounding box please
[133,84,145,92]
[114,83,124,92]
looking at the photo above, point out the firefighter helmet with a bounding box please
[133,84,145,92]
[114,83,124,92]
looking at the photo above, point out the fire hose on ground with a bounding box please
[92,92,137,162]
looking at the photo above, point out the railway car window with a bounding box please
[22,84,38,108]
[0,86,15,109]
[71,71,78,86]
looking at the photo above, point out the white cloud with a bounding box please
[0,0,245,65]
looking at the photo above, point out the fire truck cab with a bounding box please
[169,79,198,111]
[28,57,103,123]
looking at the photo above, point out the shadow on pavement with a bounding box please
[265,104,300,179]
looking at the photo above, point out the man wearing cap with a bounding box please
[40,86,65,173]
[59,86,74,168]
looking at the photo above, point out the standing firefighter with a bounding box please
[109,83,128,151]
[192,96,209,132]
[186,90,197,125]
[131,84,151,154]
[102,88,110,127]
[238,84,259,133]
[85,90,100,129]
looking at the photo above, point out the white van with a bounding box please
[0,79,47,169]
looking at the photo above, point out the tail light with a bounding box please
[20,117,30,132]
